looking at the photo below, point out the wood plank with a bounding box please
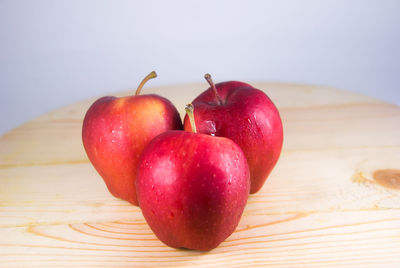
[0,83,399,267]
[1,211,399,267]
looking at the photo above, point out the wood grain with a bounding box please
[1,82,400,267]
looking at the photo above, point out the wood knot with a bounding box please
[373,169,400,190]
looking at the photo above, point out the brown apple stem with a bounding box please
[185,104,197,133]
[135,71,157,95]
[204,73,223,105]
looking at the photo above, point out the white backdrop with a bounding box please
[1,0,399,135]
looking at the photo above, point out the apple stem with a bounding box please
[135,71,157,95]
[204,73,223,105]
[185,104,197,133]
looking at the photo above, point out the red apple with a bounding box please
[183,74,283,194]
[82,71,182,206]
[136,104,250,251]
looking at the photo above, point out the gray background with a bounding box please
[1,0,399,135]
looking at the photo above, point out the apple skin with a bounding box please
[82,94,182,206]
[137,130,250,251]
[183,81,283,194]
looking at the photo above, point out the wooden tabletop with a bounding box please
[1,82,400,267]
